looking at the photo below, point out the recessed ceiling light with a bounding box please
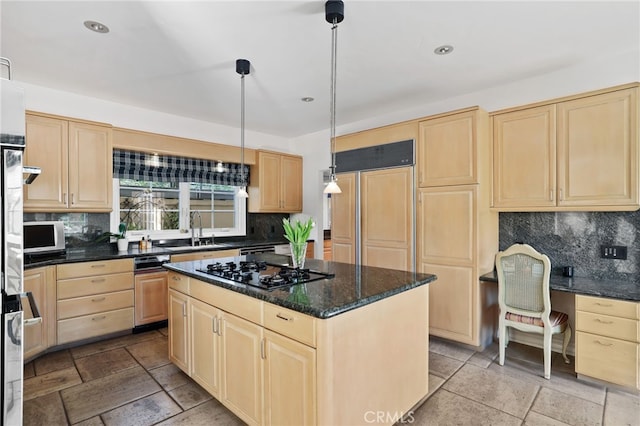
[84,20,109,34]
[434,45,454,55]
[301,97,314,102]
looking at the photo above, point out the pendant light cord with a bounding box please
[241,73,245,186]
[330,19,338,179]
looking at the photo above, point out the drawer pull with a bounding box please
[91,278,106,283]
[91,297,106,302]
[594,318,614,325]
[91,264,106,269]
[594,340,613,347]
[92,315,107,321]
[276,313,293,322]
[172,276,181,281]
[594,302,612,307]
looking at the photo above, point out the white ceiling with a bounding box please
[1,1,638,138]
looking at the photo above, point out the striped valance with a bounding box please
[113,149,250,186]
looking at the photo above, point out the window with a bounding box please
[111,179,246,239]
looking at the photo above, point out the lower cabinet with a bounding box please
[575,295,639,390]
[168,289,190,374]
[134,271,168,326]
[23,266,56,360]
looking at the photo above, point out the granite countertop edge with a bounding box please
[480,271,640,302]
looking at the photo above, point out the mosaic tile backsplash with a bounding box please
[499,211,639,282]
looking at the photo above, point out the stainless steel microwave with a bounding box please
[23,221,65,254]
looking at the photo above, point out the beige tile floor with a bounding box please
[23,330,639,425]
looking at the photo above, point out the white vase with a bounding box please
[117,238,129,252]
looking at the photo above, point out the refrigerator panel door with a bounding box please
[2,309,23,426]
[2,149,23,295]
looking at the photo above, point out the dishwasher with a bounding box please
[133,254,171,332]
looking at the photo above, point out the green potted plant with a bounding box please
[97,222,128,251]
[282,217,314,269]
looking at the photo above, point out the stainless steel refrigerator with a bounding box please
[1,58,41,426]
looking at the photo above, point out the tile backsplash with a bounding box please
[499,211,639,281]
[24,212,110,247]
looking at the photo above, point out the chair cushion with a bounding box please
[505,310,569,328]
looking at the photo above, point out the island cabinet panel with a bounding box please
[24,112,113,212]
[56,259,134,345]
[168,289,190,374]
[418,109,479,187]
[575,295,639,390]
[248,150,303,213]
[263,329,316,426]
[189,298,221,398]
[23,266,56,361]
[492,84,639,211]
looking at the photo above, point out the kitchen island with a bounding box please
[164,254,437,426]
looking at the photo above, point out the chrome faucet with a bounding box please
[190,211,203,246]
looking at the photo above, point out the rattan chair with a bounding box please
[496,243,571,379]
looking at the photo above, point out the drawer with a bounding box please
[168,271,190,294]
[57,307,134,345]
[170,249,239,263]
[576,295,638,319]
[58,272,133,299]
[576,311,639,342]
[576,331,639,389]
[190,279,262,325]
[57,258,133,279]
[264,302,316,348]
[58,290,134,320]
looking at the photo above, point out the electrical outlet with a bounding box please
[600,245,627,260]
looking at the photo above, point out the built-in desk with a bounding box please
[480,272,640,390]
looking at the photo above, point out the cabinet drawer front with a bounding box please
[168,271,190,294]
[576,331,638,389]
[576,311,638,341]
[58,290,134,320]
[264,303,316,348]
[170,249,239,263]
[57,258,133,279]
[190,279,262,325]
[57,307,134,345]
[576,295,638,319]
[58,272,133,299]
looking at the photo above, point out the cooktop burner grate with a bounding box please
[196,260,334,290]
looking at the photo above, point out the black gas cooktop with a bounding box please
[196,260,334,291]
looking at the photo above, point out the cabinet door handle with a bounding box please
[63,192,68,204]
[594,302,613,308]
[171,276,181,281]
[91,278,106,283]
[182,301,187,317]
[549,190,553,201]
[91,297,106,302]
[71,193,75,205]
[92,315,107,321]
[260,338,266,360]
[594,340,613,347]
[276,313,293,322]
[212,317,218,334]
[219,319,224,336]
[558,188,563,201]
[594,318,614,325]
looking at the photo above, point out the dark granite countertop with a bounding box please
[164,253,437,319]
[24,239,291,269]
[480,271,640,302]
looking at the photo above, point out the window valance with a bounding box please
[113,149,249,186]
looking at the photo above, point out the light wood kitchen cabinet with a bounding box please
[330,172,356,264]
[24,112,113,212]
[248,150,302,213]
[492,84,639,211]
[416,107,498,348]
[23,266,56,361]
[168,288,190,374]
[190,297,221,398]
[575,295,639,390]
[56,259,133,345]
[170,248,239,263]
[134,271,168,326]
[418,108,482,187]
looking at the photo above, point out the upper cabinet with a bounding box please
[24,113,113,212]
[248,150,302,213]
[492,85,639,211]
[418,108,484,187]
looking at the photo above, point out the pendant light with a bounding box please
[236,58,250,198]
[323,0,344,194]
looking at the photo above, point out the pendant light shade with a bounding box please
[323,0,343,195]
[236,58,250,199]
